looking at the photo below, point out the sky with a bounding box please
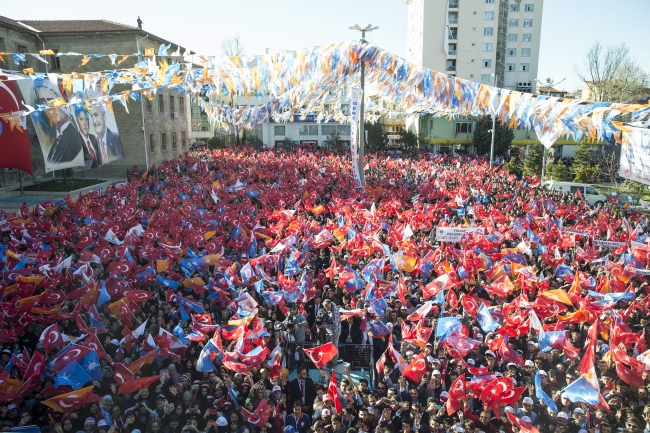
[3,0,648,91]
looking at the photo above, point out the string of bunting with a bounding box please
[0,40,649,148]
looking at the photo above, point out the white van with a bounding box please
[542,181,607,207]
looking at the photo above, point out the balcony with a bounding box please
[447,66,456,72]
[448,32,458,41]
[449,1,459,9]
[448,50,457,56]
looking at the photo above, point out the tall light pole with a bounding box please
[489,72,497,168]
[349,24,378,186]
[535,77,565,182]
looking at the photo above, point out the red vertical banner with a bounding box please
[0,79,32,175]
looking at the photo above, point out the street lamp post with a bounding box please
[489,72,497,168]
[349,24,378,187]
[535,77,566,183]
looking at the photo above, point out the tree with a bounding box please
[207,136,226,149]
[324,130,346,151]
[473,118,514,157]
[576,42,649,103]
[221,35,245,108]
[278,137,296,151]
[503,157,519,175]
[523,145,543,177]
[546,161,571,181]
[570,141,602,182]
[365,122,386,151]
[247,134,264,150]
[399,130,418,149]
[221,34,245,57]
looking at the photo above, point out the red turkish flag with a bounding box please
[83,334,106,359]
[125,290,153,303]
[507,412,540,433]
[402,352,427,384]
[113,364,135,386]
[446,373,466,415]
[39,324,63,353]
[50,344,91,372]
[479,377,514,415]
[0,80,31,175]
[303,342,338,369]
[42,386,101,413]
[421,281,441,299]
[23,350,45,380]
[118,375,161,394]
[499,386,527,406]
[327,371,342,413]
[241,399,271,427]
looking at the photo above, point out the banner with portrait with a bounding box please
[619,127,650,186]
[16,77,124,173]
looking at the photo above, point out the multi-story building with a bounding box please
[406,0,553,155]
[0,15,191,185]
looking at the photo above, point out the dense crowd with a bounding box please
[0,146,649,433]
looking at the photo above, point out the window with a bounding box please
[484,27,494,36]
[481,74,492,83]
[146,97,152,112]
[161,132,167,150]
[506,63,516,71]
[484,12,494,20]
[48,49,61,70]
[523,19,533,27]
[520,63,529,71]
[508,34,518,42]
[507,48,517,56]
[149,134,155,152]
[510,4,520,12]
[483,59,492,67]
[274,125,285,135]
[524,4,534,12]
[508,20,519,27]
[522,34,532,42]
[0,38,4,51]
[586,187,599,195]
[321,125,350,135]
[521,48,531,57]
[181,131,187,147]
[570,186,584,195]
[299,125,319,136]
[485,0,495,3]
[158,94,164,113]
[170,95,175,112]
[172,132,177,149]
[456,122,473,133]
[17,45,28,67]
[179,97,185,114]
[482,43,493,51]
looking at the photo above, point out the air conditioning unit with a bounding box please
[171,112,179,119]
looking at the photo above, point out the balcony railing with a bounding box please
[448,50,457,55]
[449,1,459,8]
[447,66,457,71]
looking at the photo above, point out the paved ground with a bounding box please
[0,178,123,214]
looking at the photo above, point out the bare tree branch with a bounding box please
[576,42,649,103]
[221,34,246,57]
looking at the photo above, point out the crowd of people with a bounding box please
[0,146,649,433]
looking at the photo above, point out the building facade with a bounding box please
[0,16,191,186]
[406,0,552,155]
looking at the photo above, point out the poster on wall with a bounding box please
[16,78,124,173]
[0,79,32,175]
[619,128,650,186]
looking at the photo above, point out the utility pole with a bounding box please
[535,77,566,182]
[489,72,497,168]
[349,24,378,186]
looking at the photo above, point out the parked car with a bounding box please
[542,181,607,207]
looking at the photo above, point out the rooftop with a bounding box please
[17,19,138,33]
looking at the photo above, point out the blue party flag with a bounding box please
[54,361,91,390]
[368,320,390,338]
[197,341,219,372]
[537,330,566,353]
[436,317,462,341]
[477,303,500,334]
[98,281,111,306]
[561,377,605,408]
[81,351,102,381]
[156,274,179,289]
